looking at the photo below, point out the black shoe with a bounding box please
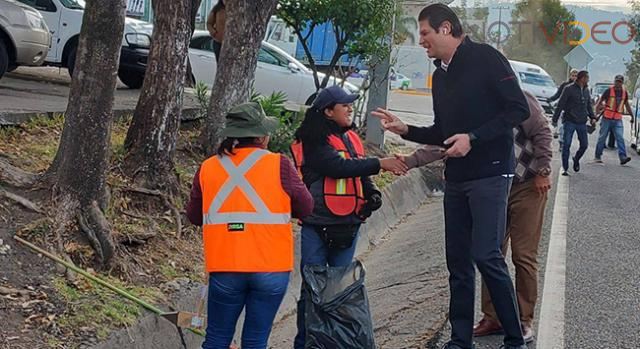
[562,171,570,176]
[573,157,580,172]
[621,157,631,165]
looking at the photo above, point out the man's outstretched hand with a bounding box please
[371,108,409,136]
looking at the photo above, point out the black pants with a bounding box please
[213,40,222,63]
[444,176,525,349]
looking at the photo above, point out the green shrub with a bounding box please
[251,90,304,155]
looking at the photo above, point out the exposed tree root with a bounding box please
[123,186,183,238]
[0,187,43,214]
[0,157,37,188]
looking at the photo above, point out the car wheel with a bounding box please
[118,69,145,89]
[0,40,9,79]
[66,44,77,78]
[305,92,318,106]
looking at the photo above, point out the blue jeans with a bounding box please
[444,176,524,349]
[595,118,628,160]
[202,272,290,349]
[293,224,360,349]
[562,121,589,171]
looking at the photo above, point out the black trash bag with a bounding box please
[303,260,375,349]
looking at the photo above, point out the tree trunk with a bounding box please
[184,0,203,88]
[199,0,279,155]
[123,0,194,193]
[46,0,126,266]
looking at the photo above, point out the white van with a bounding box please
[0,0,51,78]
[14,0,153,88]
[509,60,557,114]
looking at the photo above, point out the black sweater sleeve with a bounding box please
[471,49,530,143]
[304,142,381,179]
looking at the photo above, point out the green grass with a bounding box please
[52,276,162,340]
[25,114,65,130]
[373,171,396,189]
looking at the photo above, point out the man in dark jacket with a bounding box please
[552,70,598,176]
[373,4,529,349]
[549,69,578,150]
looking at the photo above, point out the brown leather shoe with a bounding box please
[522,324,535,343]
[473,317,503,337]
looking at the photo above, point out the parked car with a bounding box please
[509,60,557,114]
[189,30,359,106]
[390,72,412,90]
[14,0,153,88]
[591,82,613,105]
[0,0,51,79]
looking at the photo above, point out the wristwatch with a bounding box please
[467,132,478,146]
[538,167,552,177]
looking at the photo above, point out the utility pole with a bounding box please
[365,1,397,149]
[493,5,509,51]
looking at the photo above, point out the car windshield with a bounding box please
[59,0,84,9]
[594,85,611,96]
[519,72,556,88]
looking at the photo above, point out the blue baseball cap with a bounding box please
[311,85,359,110]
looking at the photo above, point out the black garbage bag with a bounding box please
[303,260,375,349]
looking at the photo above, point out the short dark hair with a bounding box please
[418,4,464,38]
[577,70,589,80]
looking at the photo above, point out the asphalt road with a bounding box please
[564,126,640,348]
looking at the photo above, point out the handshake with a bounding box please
[379,146,447,175]
[379,156,410,175]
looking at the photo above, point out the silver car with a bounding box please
[0,0,51,78]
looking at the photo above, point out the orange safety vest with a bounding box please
[290,130,366,217]
[199,147,292,273]
[603,86,627,120]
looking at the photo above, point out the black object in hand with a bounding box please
[358,194,383,220]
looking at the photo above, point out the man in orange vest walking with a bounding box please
[594,75,633,165]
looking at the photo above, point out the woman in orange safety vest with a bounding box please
[289,86,408,349]
[185,102,313,349]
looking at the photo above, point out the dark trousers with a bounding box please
[562,121,589,171]
[444,176,524,349]
[213,40,222,62]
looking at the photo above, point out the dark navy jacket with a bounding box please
[402,37,530,183]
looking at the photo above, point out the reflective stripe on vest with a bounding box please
[604,86,627,119]
[203,149,291,225]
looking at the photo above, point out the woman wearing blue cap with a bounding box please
[289,85,408,348]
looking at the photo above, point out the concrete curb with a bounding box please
[0,108,202,126]
[92,166,444,349]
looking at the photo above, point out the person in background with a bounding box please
[548,69,578,152]
[186,102,313,349]
[206,0,225,62]
[290,85,408,349]
[372,4,529,349]
[474,91,553,344]
[594,74,633,165]
[552,70,597,176]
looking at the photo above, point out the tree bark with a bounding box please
[46,0,126,266]
[123,0,195,194]
[199,0,279,155]
[184,0,203,88]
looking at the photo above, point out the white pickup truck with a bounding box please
[14,0,153,88]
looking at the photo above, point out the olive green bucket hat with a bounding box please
[220,102,280,138]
